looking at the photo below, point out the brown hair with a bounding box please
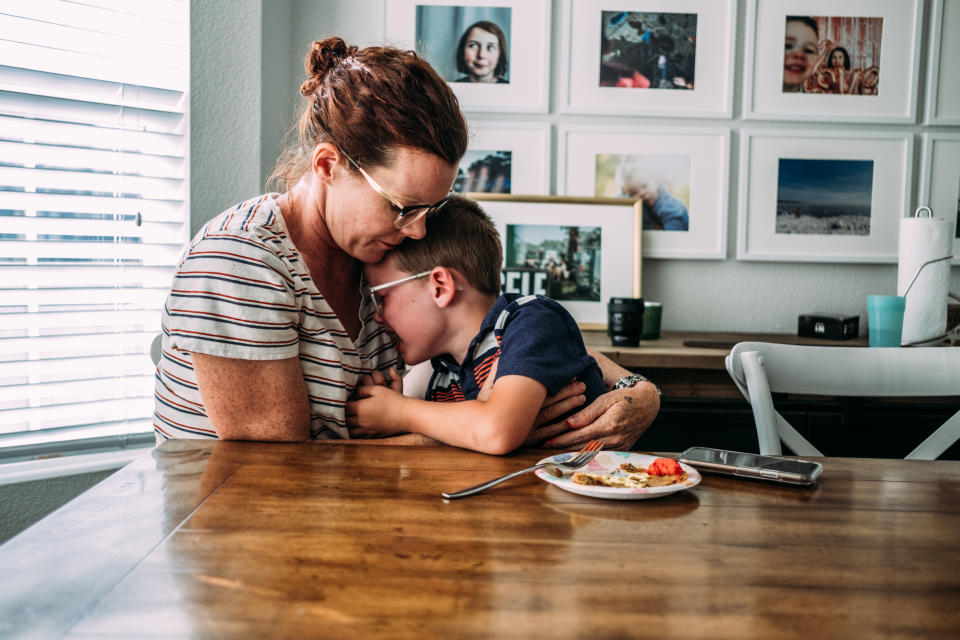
[391,195,502,297]
[269,37,468,191]
[456,21,509,79]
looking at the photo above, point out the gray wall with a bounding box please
[191,0,960,335]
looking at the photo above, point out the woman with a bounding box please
[782,16,820,93]
[153,37,657,449]
[454,21,509,83]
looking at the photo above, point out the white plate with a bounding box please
[534,451,701,500]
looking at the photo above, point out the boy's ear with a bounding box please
[428,267,460,309]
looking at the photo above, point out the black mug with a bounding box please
[607,297,644,347]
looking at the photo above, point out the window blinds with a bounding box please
[0,0,188,461]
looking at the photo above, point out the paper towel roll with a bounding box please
[896,216,953,345]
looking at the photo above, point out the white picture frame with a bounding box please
[925,0,960,125]
[743,0,923,123]
[561,0,736,118]
[558,125,729,259]
[457,120,550,194]
[384,0,551,113]
[472,194,641,328]
[919,133,960,264]
[737,129,912,263]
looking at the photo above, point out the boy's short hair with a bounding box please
[391,195,502,297]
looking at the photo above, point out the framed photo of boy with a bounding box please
[561,0,736,118]
[384,0,550,113]
[737,130,912,263]
[456,121,550,195]
[471,194,641,328]
[919,134,960,263]
[743,0,922,123]
[558,125,729,259]
[925,0,960,125]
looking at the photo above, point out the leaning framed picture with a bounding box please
[561,0,736,118]
[455,120,550,194]
[919,133,960,263]
[470,194,641,328]
[558,125,728,259]
[384,0,551,113]
[925,0,960,125]
[737,130,912,263]
[743,0,923,123]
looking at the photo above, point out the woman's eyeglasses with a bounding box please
[367,271,431,314]
[343,152,452,230]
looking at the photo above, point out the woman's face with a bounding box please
[830,50,846,68]
[462,27,501,82]
[783,20,819,91]
[326,147,457,264]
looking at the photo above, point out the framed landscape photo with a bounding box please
[925,0,960,125]
[472,194,641,328]
[455,121,550,194]
[384,0,551,113]
[737,130,912,263]
[919,133,960,263]
[558,125,729,259]
[743,0,922,123]
[561,0,736,117]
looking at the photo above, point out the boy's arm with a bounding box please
[347,375,547,455]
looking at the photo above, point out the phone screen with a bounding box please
[679,447,823,485]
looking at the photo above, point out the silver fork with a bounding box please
[441,440,603,499]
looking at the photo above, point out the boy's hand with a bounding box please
[356,367,403,393]
[345,384,407,437]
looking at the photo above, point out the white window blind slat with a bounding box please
[0,1,187,459]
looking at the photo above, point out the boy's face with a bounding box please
[365,256,443,366]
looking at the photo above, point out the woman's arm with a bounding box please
[193,353,311,441]
[524,347,661,450]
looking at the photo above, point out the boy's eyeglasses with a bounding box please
[367,271,431,314]
[343,152,452,230]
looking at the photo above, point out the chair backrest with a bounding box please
[726,342,960,460]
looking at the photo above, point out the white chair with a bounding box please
[725,342,960,460]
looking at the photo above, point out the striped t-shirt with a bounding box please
[153,194,399,442]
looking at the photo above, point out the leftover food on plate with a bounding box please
[572,457,688,488]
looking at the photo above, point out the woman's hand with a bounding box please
[525,381,660,450]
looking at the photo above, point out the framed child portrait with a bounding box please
[561,0,736,118]
[455,120,550,195]
[384,0,551,113]
[737,130,912,263]
[471,194,641,328]
[743,0,923,123]
[919,133,960,263]
[558,125,729,259]
[925,0,960,125]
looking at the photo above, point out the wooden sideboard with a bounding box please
[581,330,868,399]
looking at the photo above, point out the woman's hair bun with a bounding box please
[300,37,360,97]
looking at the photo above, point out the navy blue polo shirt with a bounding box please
[425,294,605,413]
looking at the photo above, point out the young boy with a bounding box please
[345,195,605,455]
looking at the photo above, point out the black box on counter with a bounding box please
[797,313,859,340]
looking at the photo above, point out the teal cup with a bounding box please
[866,295,906,347]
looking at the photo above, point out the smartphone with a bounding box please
[679,447,823,486]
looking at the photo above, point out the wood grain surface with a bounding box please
[1,439,958,639]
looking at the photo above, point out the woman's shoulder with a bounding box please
[202,194,284,234]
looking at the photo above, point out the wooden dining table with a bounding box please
[1,439,958,639]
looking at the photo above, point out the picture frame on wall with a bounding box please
[925,0,960,125]
[471,194,641,328]
[384,0,551,113]
[456,121,550,195]
[743,0,923,123]
[558,125,729,259]
[919,133,960,263]
[561,0,736,118]
[737,130,912,263]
